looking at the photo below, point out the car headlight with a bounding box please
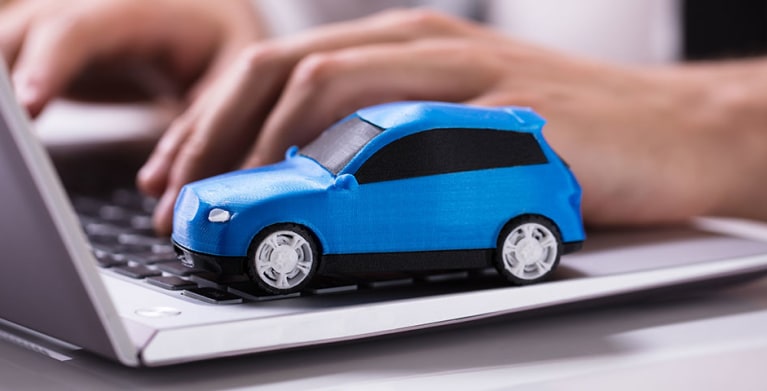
[208,208,232,223]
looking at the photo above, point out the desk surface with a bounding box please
[1,275,766,390]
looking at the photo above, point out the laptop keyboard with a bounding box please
[73,189,504,305]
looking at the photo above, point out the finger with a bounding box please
[185,0,265,101]
[0,1,36,67]
[244,39,503,166]
[146,10,489,232]
[278,8,492,56]
[147,47,288,234]
[152,182,181,236]
[141,43,288,234]
[188,10,484,117]
[179,9,488,163]
[465,93,521,107]
[186,38,256,102]
[12,1,166,116]
[136,114,194,198]
[12,14,96,117]
[157,45,289,184]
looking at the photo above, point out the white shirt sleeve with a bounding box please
[482,0,681,64]
[252,0,484,36]
[253,0,681,64]
[253,0,413,36]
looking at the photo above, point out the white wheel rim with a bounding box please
[502,222,558,280]
[254,230,314,290]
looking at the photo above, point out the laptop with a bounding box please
[3,59,767,367]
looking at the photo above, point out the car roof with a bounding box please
[355,101,546,133]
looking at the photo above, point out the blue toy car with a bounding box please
[173,101,585,294]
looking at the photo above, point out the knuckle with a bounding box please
[391,8,453,33]
[237,43,282,70]
[155,119,191,155]
[178,136,208,163]
[154,136,179,157]
[39,13,88,39]
[289,52,343,89]
[506,92,543,108]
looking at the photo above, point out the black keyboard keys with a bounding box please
[183,287,243,304]
[147,276,198,291]
[113,265,162,279]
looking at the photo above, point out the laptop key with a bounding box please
[98,205,133,222]
[183,287,243,304]
[306,276,359,295]
[146,276,198,291]
[156,261,200,276]
[91,248,128,268]
[191,272,249,289]
[227,282,300,301]
[110,188,157,214]
[151,243,176,255]
[72,196,103,216]
[92,241,151,254]
[113,265,162,279]
[118,233,168,246]
[130,215,154,231]
[126,253,179,265]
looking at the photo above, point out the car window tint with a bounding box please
[300,118,382,175]
[355,128,548,184]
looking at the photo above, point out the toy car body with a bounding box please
[173,101,585,294]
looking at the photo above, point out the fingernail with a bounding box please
[137,162,155,187]
[136,159,166,197]
[12,73,42,116]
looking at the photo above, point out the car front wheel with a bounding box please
[495,215,562,285]
[247,224,319,294]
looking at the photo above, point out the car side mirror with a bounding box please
[333,174,358,191]
[285,146,299,160]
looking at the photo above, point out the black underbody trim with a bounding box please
[320,249,495,275]
[174,242,246,275]
[563,241,584,254]
[174,241,585,277]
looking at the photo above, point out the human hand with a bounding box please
[137,9,499,234]
[138,9,767,234]
[0,0,264,117]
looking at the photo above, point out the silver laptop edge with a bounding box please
[0,60,139,366]
[136,252,767,365]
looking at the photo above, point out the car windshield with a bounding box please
[300,117,383,175]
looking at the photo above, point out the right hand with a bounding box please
[0,0,265,117]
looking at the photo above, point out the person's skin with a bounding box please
[135,9,767,234]
[3,3,766,235]
[0,0,265,116]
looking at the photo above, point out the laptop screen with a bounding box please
[0,74,119,361]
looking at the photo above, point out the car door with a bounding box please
[324,127,549,256]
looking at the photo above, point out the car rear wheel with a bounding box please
[247,224,319,294]
[495,215,562,285]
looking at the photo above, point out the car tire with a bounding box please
[247,224,320,294]
[495,215,562,285]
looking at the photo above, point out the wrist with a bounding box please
[668,60,767,221]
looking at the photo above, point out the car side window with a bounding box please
[354,128,548,184]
